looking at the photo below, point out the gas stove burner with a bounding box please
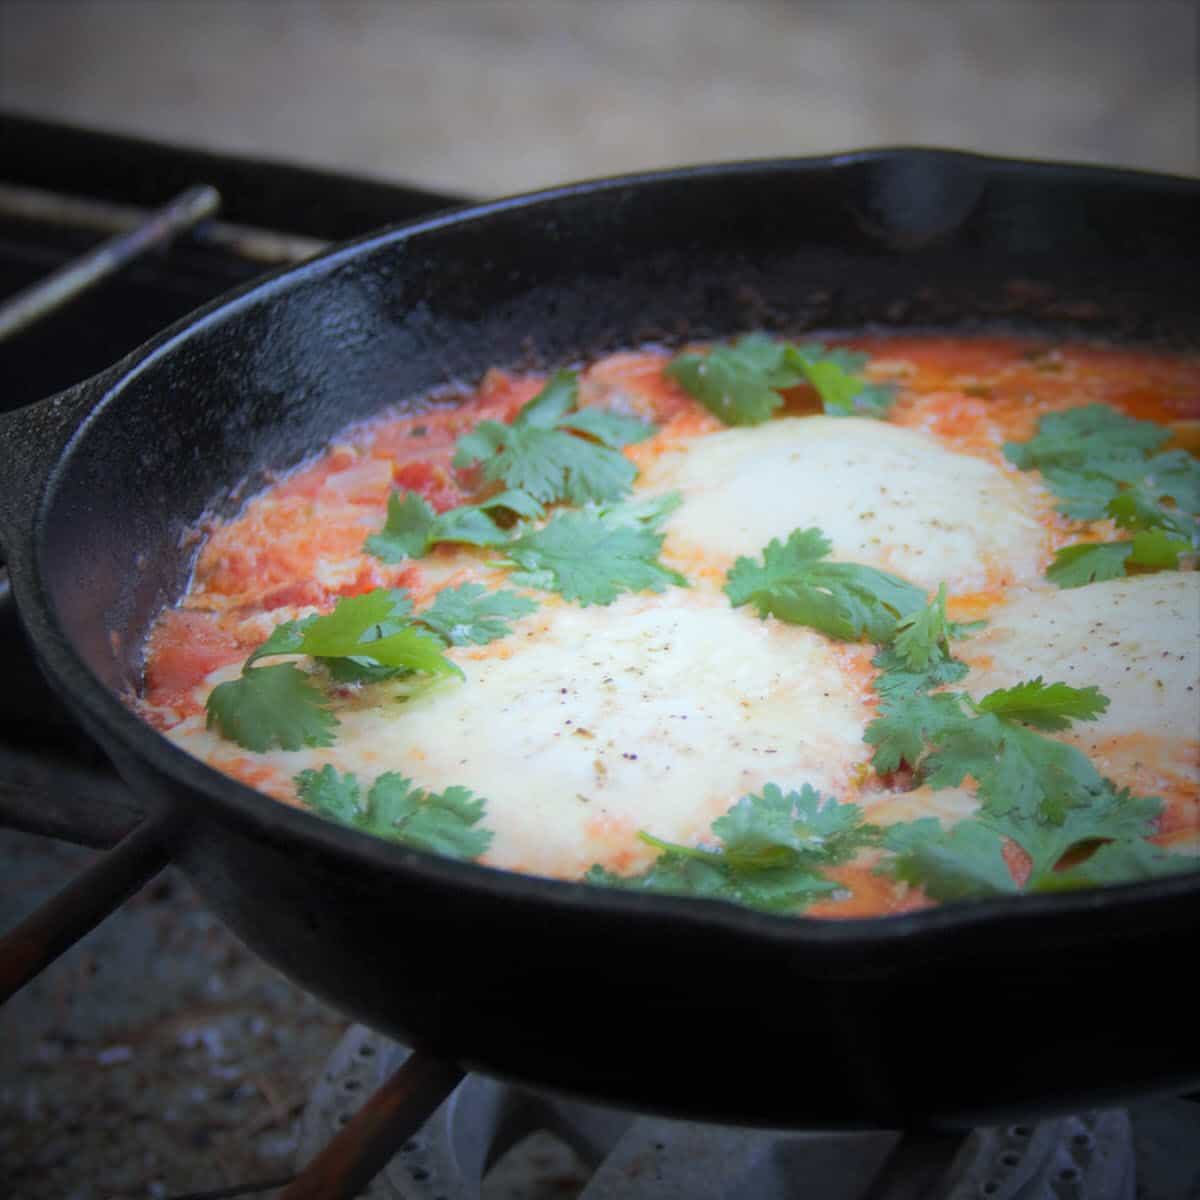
[299,1028,1159,1199]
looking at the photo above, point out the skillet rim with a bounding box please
[15,146,1200,954]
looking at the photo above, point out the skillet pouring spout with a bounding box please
[0,151,1197,1128]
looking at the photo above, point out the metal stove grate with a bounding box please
[300,1026,1200,1200]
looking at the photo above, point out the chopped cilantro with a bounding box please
[296,765,492,860]
[664,334,897,426]
[451,369,655,505]
[415,583,537,646]
[501,508,686,606]
[586,784,880,913]
[365,490,542,563]
[724,527,925,641]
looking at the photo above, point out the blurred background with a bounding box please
[1,0,1196,197]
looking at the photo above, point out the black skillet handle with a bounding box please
[0,372,146,848]
[0,376,173,1004]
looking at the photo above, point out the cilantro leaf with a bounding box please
[1106,487,1194,537]
[664,334,791,425]
[866,676,1113,827]
[1146,449,1200,513]
[286,591,461,677]
[664,334,896,426]
[294,762,360,822]
[451,370,655,505]
[207,590,463,752]
[592,490,682,531]
[880,784,1169,902]
[1004,404,1170,480]
[586,784,877,913]
[501,508,686,606]
[883,819,1018,901]
[559,407,657,448]
[1129,528,1191,568]
[295,767,493,860]
[244,617,321,667]
[359,773,493,859]
[415,583,537,646]
[922,714,1111,824]
[972,678,1109,730]
[587,855,840,912]
[865,692,968,775]
[724,528,925,641]
[988,783,1161,883]
[1035,839,1196,892]
[206,664,337,752]
[870,585,980,700]
[365,491,541,563]
[871,647,969,701]
[1045,541,1134,588]
[1004,405,1198,552]
[710,783,880,869]
[891,583,953,671]
[1046,531,1190,589]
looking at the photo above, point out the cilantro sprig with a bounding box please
[451,369,656,506]
[205,590,457,752]
[365,490,543,563]
[864,662,1183,899]
[296,765,493,859]
[499,500,686,606]
[867,677,1112,816]
[205,585,535,751]
[665,334,897,426]
[725,528,925,642]
[587,784,881,913]
[881,787,1185,901]
[1004,404,1198,588]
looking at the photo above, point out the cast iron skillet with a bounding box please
[1,150,1198,1131]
